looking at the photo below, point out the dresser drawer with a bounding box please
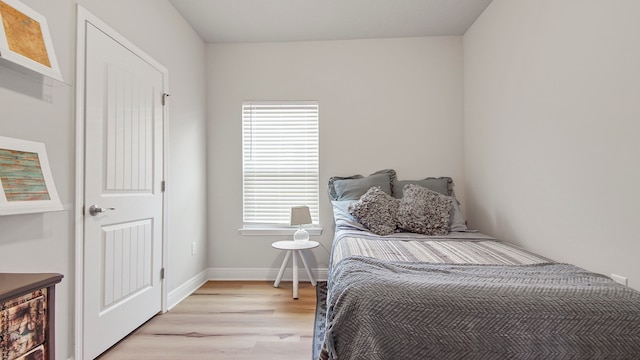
[1,291,46,360]
[14,345,44,360]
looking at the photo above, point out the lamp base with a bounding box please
[293,228,309,243]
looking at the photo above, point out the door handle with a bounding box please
[89,205,116,216]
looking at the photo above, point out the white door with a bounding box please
[83,22,165,359]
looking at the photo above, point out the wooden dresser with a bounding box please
[0,273,63,360]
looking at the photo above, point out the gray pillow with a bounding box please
[397,184,451,236]
[449,197,468,232]
[348,187,399,236]
[392,177,453,198]
[328,169,396,200]
[331,200,358,223]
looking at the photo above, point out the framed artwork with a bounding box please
[0,0,63,81]
[0,136,62,215]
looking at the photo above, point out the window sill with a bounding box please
[239,226,323,236]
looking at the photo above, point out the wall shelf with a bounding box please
[0,0,63,82]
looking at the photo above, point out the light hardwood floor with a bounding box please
[98,281,317,360]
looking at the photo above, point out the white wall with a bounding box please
[464,0,640,289]
[207,37,464,272]
[0,1,208,358]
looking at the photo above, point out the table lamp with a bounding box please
[290,206,312,243]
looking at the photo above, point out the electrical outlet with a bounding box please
[611,274,628,286]
[191,242,197,256]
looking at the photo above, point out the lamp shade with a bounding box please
[290,206,312,226]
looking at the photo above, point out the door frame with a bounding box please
[74,5,169,359]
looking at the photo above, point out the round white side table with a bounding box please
[272,240,319,299]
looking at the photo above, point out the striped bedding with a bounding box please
[331,231,551,267]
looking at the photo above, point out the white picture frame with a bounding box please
[0,0,63,82]
[0,136,63,215]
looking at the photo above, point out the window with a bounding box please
[242,101,319,229]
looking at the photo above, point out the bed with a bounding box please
[318,169,640,359]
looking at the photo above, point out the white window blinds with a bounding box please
[242,101,319,226]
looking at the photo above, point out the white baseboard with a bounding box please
[206,267,328,282]
[167,267,328,310]
[167,269,209,310]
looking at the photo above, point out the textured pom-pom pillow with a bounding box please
[348,187,399,235]
[397,184,452,236]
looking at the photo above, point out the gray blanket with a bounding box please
[321,257,640,359]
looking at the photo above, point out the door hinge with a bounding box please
[161,180,166,192]
[161,268,165,280]
[162,93,171,106]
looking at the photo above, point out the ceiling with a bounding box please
[168,0,493,43]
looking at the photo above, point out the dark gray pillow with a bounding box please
[397,184,451,236]
[392,177,453,198]
[348,187,399,236]
[328,169,396,200]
